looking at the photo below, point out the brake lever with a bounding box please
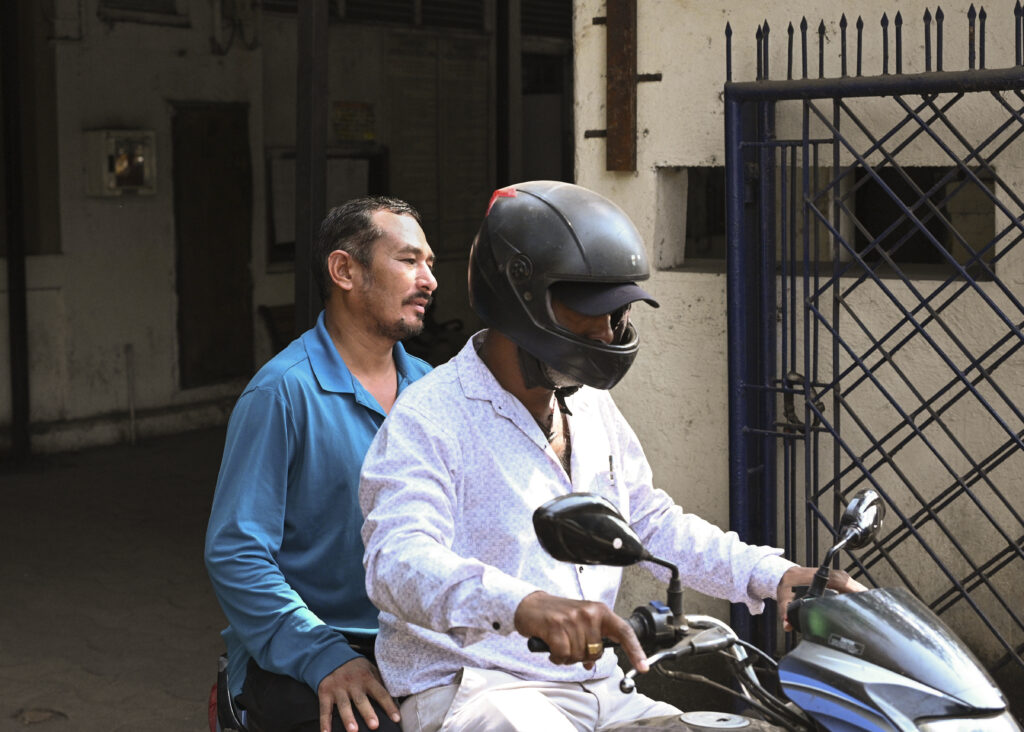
[619,627,733,693]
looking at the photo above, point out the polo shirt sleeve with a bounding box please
[204,386,359,692]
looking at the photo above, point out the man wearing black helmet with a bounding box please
[359,181,861,731]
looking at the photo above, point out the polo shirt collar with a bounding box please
[303,310,417,395]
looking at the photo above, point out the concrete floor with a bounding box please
[0,427,229,732]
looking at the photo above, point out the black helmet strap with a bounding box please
[517,346,554,391]
[516,346,579,415]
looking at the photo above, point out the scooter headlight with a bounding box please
[917,711,1022,732]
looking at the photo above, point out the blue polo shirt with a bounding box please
[205,310,431,698]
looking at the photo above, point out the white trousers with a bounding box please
[398,667,682,732]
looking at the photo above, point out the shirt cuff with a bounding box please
[448,569,541,647]
[747,552,798,601]
[303,638,361,693]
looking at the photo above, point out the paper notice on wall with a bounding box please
[332,102,376,144]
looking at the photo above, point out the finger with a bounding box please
[547,628,574,665]
[605,616,647,673]
[827,569,867,593]
[568,625,589,664]
[368,683,401,724]
[838,577,867,593]
[318,695,333,732]
[351,694,380,731]
[335,697,360,732]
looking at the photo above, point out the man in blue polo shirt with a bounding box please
[205,196,436,732]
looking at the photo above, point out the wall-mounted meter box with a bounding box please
[84,129,157,196]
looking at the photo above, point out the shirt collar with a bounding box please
[455,330,502,402]
[303,310,417,395]
[456,329,590,412]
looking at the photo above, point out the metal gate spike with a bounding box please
[725,22,732,82]
[801,17,809,79]
[788,23,795,80]
[857,16,864,76]
[756,24,763,80]
[818,20,826,78]
[840,15,848,77]
[925,9,933,71]
[969,5,977,69]
[1016,1,1022,66]
[895,12,903,74]
[979,7,986,69]
[882,13,890,75]
[763,21,771,80]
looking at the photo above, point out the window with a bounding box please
[654,166,726,270]
[422,0,484,30]
[97,0,189,26]
[853,165,996,279]
[685,167,727,261]
[100,0,177,11]
[522,0,572,38]
[265,147,388,265]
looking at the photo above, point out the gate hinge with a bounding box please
[783,372,823,432]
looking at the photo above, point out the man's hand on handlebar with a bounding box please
[513,590,649,673]
[777,566,867,631]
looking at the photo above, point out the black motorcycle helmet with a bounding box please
[468,180,659,391]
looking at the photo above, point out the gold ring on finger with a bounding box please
[586,641,603,657]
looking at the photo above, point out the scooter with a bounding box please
[529,489,1021,731]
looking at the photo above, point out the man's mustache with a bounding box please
[403,291,434,308]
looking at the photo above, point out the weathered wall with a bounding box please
[574,0,1024,638]
[0,2,488,453]
[0,1,261,452]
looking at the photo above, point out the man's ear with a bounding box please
[327,249,357,291]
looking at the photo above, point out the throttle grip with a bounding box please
[527,637,616,653]
[527,636,550,652]
[527,602,668,653]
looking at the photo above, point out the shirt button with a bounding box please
[492,621,501,630]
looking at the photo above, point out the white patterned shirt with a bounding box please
[360,331,794,697]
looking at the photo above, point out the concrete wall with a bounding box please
[574,0,1024,647]
[0,1,489,453]
[1,1,261,452]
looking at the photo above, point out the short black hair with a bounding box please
[312,196,422,304]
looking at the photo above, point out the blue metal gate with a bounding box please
[724,5,1024,710]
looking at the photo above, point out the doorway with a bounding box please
[171,102,254,388]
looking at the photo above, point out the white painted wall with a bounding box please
[574,0,1024,647]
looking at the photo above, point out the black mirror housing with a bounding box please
[533,493,650,567]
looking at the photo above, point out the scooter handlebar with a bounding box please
[527,611,651,653]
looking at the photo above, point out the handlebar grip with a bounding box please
[786,585,839,633]
[527,605,667,653]
[527,637,618,653]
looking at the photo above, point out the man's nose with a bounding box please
[588,314,614,344]
[418,263,438,293]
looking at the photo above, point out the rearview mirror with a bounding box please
[533,493,650,567]
[839,489,886,550]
